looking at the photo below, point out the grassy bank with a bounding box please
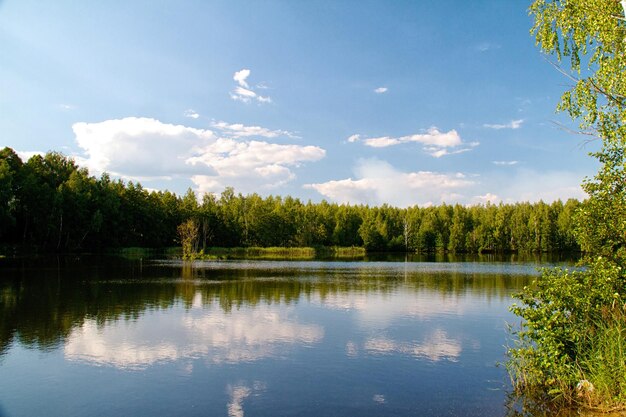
[112,247,181,260]
[185,246,366,260]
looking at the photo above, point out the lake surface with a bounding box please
[0,255,578,417]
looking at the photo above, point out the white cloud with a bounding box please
[365,128,462,147]
[347,134,361,143]
[231,69,271,104]
[305,158,474,207]
[492,160,519,166]
[374,87,388,94]
[189,139,325,194]
[470,193,500,205]
[233,86,256,99]
[423,147,472,158]
[212,121,298,139]
[16,150,45,161]
[233,69,251,88]
[184,109,200,119]
[72,117,324,194]
[483,119,524,130]
[470,169,587,206]
[350,127,478,158]
[72,117,216,179]
[363,136,401,148]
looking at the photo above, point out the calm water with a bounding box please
[0,255,577,417]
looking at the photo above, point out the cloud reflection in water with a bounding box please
[64,298,324,369]
[364,329,462,362]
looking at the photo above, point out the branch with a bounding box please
[550,120,601,149]
[545,58,626,107]
[587,77,626,107]
[544,57,580,84]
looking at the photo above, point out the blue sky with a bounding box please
[1,0,597,206]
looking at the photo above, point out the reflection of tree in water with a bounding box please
[0,255,532,355]
[503,393,584,417]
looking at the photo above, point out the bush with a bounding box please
[507,256,626,410]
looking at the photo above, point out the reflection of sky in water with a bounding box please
[363,329,462,362]
[65,299,324,369]
[64,286,490,370]
[0,259,532,417]
[314,290,488,363]
[226,382,265,417]
[314,290,468,325]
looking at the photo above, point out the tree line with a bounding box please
[0,146,581,253]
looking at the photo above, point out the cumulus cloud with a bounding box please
[305,158,474,207]
[73,117,215,179]
[495,169,586,203]
[212,121,298,139]
[306,160,585,207]
[492,160,519,166]
[233,69,251,88]
[72,117,324,194]
[189,139,324,194]
[230,69,271,104]
[483,119,524,130]
[348,127,478,158]
[374,87,388,94]
[470,193,500,205]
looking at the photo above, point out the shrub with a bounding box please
[508,256,626,410]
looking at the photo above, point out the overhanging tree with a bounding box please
[508,0,626,409]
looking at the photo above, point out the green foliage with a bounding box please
[177,219,200,259]
[509,257,626,408]
[508,0,626,410]
[529,0,626,260]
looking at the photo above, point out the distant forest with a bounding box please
[0,147,581,253]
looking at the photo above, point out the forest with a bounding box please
[0,146,582,254]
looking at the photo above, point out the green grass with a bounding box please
[113,247,156,259]
[113,247,182,259]
[187,246,366,260]
[576,309,626,411]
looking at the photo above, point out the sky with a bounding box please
[0,0,599,207]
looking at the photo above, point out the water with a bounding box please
[0,255,577,416]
